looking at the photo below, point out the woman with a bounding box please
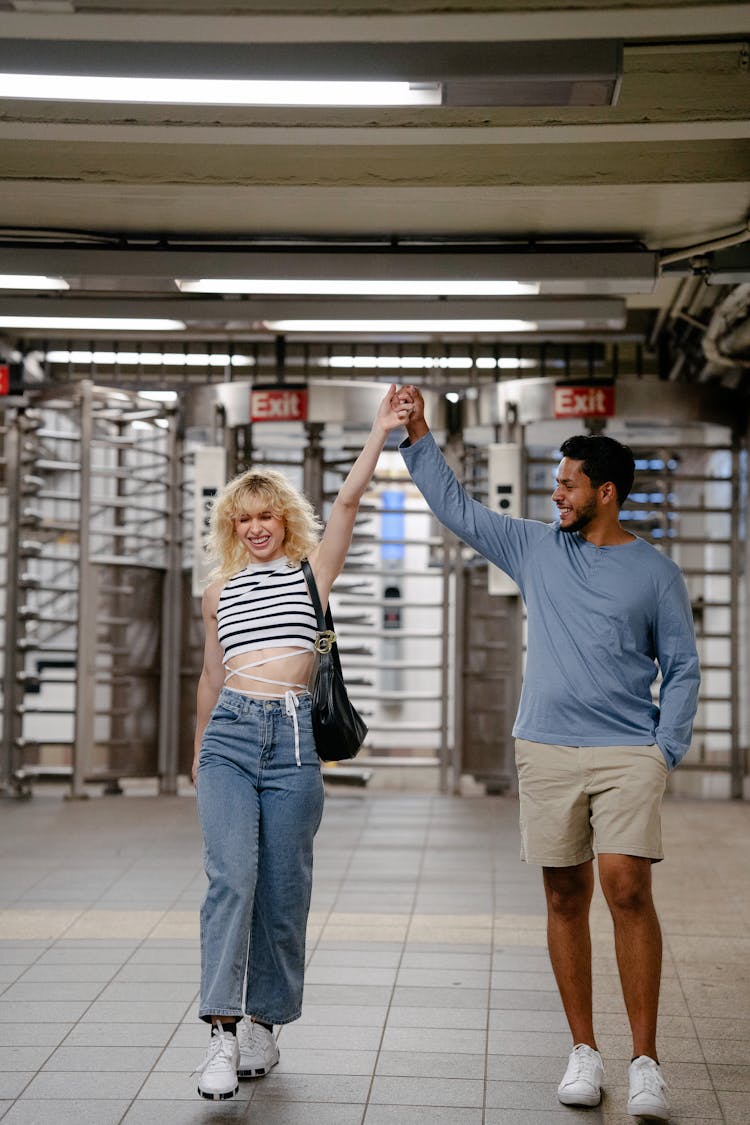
[192,385,412,1100]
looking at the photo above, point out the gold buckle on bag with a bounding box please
[314,630,337,654]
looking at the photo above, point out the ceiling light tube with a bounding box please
[45,349,252,366]
[266,319,538,334]
[177,278,540,297]
[323,355,475,369]
[0,274,69,290]
[0,73,442,107]
[0,317,185,331]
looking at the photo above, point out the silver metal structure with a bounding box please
[0,382,179,797]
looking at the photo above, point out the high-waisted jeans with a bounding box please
[196,687,325,1025]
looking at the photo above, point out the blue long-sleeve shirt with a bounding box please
[401,432,700,769]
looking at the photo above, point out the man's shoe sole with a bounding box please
[558,1090,602,1107]
[627,1104,669,1121]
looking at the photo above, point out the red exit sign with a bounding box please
[250,387,308,422]
[554,383,615,419]
[0,364,8,395]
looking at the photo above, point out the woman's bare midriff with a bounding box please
[224,646,316,698]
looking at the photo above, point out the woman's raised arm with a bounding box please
[309,384,412,597]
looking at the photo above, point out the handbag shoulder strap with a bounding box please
[301,559,344,676]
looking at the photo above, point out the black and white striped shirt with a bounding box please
[217,558,317,662]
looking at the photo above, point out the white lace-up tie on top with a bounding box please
[223,652,309,766]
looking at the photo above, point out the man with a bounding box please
[398,386,699,1122]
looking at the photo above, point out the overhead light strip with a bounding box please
[266,319,538,333]
[0,317,185,331]
[177,278,541,297]
[0,73,442,107]
[45,350,252,366]
[0,274,69,290]
[323,355,536,370]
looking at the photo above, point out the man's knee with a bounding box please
[543,864,593,918]
[599,858,653,914]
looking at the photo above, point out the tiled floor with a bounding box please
[0,787,748,1124]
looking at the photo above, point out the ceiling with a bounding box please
[0,0,748,390]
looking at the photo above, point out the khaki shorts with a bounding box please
[515,739,669,867]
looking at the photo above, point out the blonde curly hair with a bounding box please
[206,468,322,580]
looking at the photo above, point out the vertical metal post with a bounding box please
[72,381,96,798]
[438,528,453,795]
[1,415,23,794]
[158,412,184,794]
[729,436,744,799]
[303,422,325,513]
[443,434,468,795]
[450,537,465,795]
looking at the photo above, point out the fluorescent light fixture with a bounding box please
[177,278,540,297]
[0,274,69,290]
[476,357,537,369]
[0,73,441,107]
[45,349,253,366]
[324,355,473,370]
[1,41,621,109]
[322,355,536,371]
[266,319,538,334]
[445,392,460,403]
[0,317,186,331]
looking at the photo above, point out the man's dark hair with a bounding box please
[559,434,635,506]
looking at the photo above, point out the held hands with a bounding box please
[375,383,428,438]
[396,384,428,442]
[375,383,415,434]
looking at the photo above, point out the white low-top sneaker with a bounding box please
[557,1043,604,1106]
[627,1055,670,1120]
[195,1023,239,1100]
[237,1020,280,1079]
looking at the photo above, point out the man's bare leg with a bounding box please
[597,853,661,1061]
[543,860,597,1049]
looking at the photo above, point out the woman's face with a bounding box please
[232,501,286,564]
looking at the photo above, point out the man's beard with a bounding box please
[559,497,598,534]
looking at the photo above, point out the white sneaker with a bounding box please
[237,1020,280,1079]
[627,1055,670,1120]
[557,1043,604,1107]
[195,1023,239,1100]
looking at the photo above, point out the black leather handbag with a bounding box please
[301,559,368,761]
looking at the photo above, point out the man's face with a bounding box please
[552,457,600,534]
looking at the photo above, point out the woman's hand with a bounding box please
[375,383,414,434]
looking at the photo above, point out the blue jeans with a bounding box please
[196,687,325,1025]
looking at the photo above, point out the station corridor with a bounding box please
[0,787,748,1125]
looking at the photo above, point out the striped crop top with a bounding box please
[217,558,318,664]
[216,558,319,765]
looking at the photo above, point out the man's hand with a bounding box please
[397,384,429,444]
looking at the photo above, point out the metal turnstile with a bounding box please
[0,382,180,797]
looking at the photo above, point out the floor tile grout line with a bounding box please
[482,805,501,1125]
[359,793,437,1123]
[16,822,204,1124]
[663,929,729,1125]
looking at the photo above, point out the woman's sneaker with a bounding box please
[237,1020,280,1079]
[557,1043,604,1106]
[195,1022,240,1100]
[627,1056,670,1120]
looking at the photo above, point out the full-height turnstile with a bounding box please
[0,381,180,797]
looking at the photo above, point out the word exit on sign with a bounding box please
[250,387,308,422]
[554,382,615,419]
